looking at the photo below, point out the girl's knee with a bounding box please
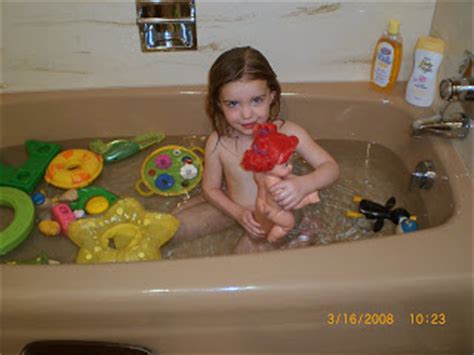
[172,201,234,243]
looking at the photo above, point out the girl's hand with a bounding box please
[269,178,305,210]
[238,208,265,239]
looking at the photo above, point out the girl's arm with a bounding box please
[270,121,340,210]
[202,133,264,237]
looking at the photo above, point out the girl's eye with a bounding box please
[226,101,238,108]
[252,96,264,104]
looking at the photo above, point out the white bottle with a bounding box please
[405,36,445,107]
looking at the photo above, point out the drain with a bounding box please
[411,160,436,190]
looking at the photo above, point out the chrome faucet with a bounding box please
[412,110,472,138]
[412,50,474,139]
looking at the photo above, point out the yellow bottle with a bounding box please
[370,19,403,92]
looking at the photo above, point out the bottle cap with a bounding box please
[416,36,445,54]
[387,19,400,35]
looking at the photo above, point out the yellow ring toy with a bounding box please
[45,149,103,189]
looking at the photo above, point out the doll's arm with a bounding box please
[270,122,340,210]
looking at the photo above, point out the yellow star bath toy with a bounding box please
[68,198,179,264]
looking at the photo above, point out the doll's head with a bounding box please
[241,123,299,173]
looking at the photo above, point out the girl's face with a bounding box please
[219,79,275,136]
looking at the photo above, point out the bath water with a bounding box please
[0,136,427,264]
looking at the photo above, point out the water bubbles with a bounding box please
[335,227,359,241]
[293,140,428,247]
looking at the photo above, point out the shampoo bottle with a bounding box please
[370,19,403,92]
[405,36,445,107]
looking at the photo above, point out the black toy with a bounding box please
[346,196,417,233]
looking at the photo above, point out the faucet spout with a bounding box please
[412,112,472,138]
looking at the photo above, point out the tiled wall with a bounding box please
[1,1,437,92]
[430,0,473,176]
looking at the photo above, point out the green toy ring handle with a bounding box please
[0,186,35,255]
[135,179,154,197]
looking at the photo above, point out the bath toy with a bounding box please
[38,220,61,237]
[69,186,118,212]
[0,186,35,255]
[34,196,54,220]
[1,252,59,265]
[85,196,110,215]
[135,145,204,197]
[346,195,417,233]
[68,198,180,264]
[31,191,46,205]
[33,189,79,221]
[396,216,418,234]
[73,209,86,219]
[57,188,79,203]
[51,203,76,235]
[0,140,61,194]
[89,132,166,164]
[45,149,103,189]
[241,122,320,242]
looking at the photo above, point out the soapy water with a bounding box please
[0,136,427,263]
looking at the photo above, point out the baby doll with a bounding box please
[241,123,320,243]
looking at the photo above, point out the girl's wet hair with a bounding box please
[206,46,282,136]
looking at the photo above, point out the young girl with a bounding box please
[172,46,339,254]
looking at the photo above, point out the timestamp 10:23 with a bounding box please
[409,312,447,326]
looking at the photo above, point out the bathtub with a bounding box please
[0,83,472,354]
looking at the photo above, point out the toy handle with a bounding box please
[191,147,205,161]
[135,179,154,197]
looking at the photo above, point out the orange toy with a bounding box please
[45,149,103,189]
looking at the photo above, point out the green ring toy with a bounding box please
[0,186,35,255]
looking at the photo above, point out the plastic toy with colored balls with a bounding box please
[135,145,204,197]
[346,195,417,233]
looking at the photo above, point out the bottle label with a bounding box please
[411,50,443,91]
[405,49,444,106]
[372,42,395,87]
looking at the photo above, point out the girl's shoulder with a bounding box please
[206,131,233,145]
[206,131,219,143]
[205,131,220,152]
[275,119,308,136]
[205,131,236,154]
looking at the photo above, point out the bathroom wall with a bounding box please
[1,0,437,93]
[430,0,473,176]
